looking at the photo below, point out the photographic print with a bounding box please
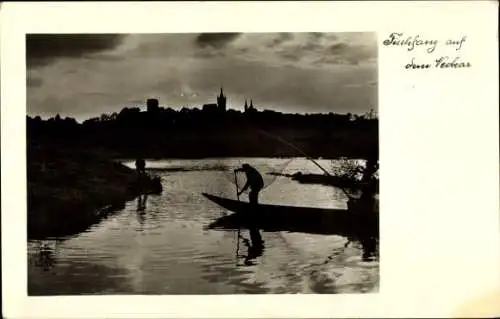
[26,32,379,295]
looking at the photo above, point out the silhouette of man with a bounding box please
[135,158,146,175]
[358,158,378,214]
[234,163,264,205]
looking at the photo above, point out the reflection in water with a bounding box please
[136,194,148,228]
[237,228,265,267]
[33,240,59,271]
[359,235,378,262]
[137,194,148,211]
[28,158,379,295]
[344,226,379,262]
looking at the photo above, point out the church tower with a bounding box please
[250,99,254,110]
[217,87,227,112]
[244,99,248,113]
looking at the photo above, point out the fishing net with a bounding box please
[212,123,305,191]
[330,157,379,201]
[331,158,366,181]
[219,157,295,191]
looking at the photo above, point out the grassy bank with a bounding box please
[27,144,161,239]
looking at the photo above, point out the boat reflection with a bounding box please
[209,208,378,263]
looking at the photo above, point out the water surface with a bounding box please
[28,158,379,294]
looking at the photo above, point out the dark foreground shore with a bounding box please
[27,145,162,239]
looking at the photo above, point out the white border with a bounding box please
[2,1,499,318]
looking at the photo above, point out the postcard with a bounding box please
[1,1,499,318]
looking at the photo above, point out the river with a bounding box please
[28,158,379,295]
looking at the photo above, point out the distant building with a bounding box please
[244,98,256,113]
[202,103,218,113]
[147,98,159,113]
[217,87,226,112]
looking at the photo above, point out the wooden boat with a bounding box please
[203,193,378,237]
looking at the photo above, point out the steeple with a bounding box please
[216,86,227,112]
[244,99,248,112]
[250,99,254,109]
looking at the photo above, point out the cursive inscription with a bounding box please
[383,32,438,53]
[382,32,471,70]
[406,58,431,69]
[435,56,471,68]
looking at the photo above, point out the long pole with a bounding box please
[234,171,241,260]
[255,128,353,199]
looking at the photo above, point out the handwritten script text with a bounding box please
[382,32,471,70]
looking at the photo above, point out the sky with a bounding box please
[27,33,378,121]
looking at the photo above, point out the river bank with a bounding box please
[27,145,162,239]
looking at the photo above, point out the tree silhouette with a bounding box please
[27,103,378,160]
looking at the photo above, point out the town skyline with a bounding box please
[28,87,378,125]
[27,33,377,121]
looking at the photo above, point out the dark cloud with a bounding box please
[267,33,293,48]
[26,34,125,67]
[319,42,376,65]
[308,32,328,41]
[254,33,376,67]
[27,76,43,88]
[195,33,241,49]
[300,41,322,52]
[194,48,227,59]
[237,47,250,54]
[328,43,349,54]
[277,51,302,62]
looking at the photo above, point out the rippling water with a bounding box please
[28,158,379,295]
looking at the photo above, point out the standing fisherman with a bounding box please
[135,157,147,194]
[351,156,379,260]
[234,163,264,205]
[358,157,378,213]
[135,157,146,175]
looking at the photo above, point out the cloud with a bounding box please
[328,42,349,53]
[195,33,241,49]
[266,33,294,48]
[26,76,43,88]
[194,47,227,59]
[27,68,43,87]
[26,34,125,67]
[228,32,376,68]
[27,33,378,119]
[308,32,328,41]
[322,40,376,65]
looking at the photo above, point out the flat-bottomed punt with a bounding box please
[203,193,378,238]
